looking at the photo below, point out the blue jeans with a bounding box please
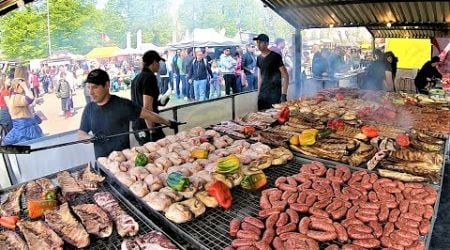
[180,75,187,97]
[209,80,221,99]
[175,74,181,97]
[187,81,195,100]
[193,79,207,101]
[245,74,257,91]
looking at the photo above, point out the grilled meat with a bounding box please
[380,159,440,182]
[389,149,444,166]
[135,231,177,250]
[142,192,173,212]
[121,239,141,250]
[0,185,23,216]
[0,230,28,250]
[72,204,113,238]
[44,203,90,248]
[348,143,377,167]
[378,169,427,182]
[25,178,56,201]
[17,220,63,250]
[165,203,193,224]
[56,171,85,197]
[93,192,139,237]
[76,164,105,190]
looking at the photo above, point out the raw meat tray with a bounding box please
[98,156,441,250]
[0,165,184,250]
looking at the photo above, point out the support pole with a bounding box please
[293,29,302,98]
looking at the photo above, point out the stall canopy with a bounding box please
[169,28,240,49]
[85,46,121,59]
[260,0,449,38]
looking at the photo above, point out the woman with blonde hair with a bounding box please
[3,66,43,145]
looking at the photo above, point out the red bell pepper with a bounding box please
[277,106,290,125]
[361,126,379,138]
[207,180,232,209]
[0,216,20,230]
[396,133,410,148]
[327,119,345,130]
[242,126,256,135]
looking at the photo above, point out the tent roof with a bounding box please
[85,46,121,59]
[169,28,240,49]
[260,0,449,38]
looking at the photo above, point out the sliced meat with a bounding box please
[72,203,113,238]
[0,230,28,250]
[93,192,139,237]
[56,171,85,197]
[44,203,90,248]
[0,185,23,216]
[17,220,63,250]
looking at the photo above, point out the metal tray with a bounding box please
[99,156,441,250]
[0,165,184,250]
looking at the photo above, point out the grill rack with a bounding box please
[0,165,183,250]
[100,156,441,250]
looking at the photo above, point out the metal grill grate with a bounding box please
[0,166,181,250]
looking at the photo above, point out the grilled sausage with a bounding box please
[244,217,265,229]
[352,239,381,248]
[265,213,279,229]
[298,217,311,234]
[419,219,430,235]
[286,208,299,224]
[306,230,337,242]
[272,237,283,250]
[230,218,241,237]
[259,208,281,218]
[423,205,434,220]
[261,229,275,245]
[290,203,310,213]
[232,239,255,248]
[333,222,348,242]
[275,177,287,187]
[341,218,364,228]
[275,222,296,235]
[308,207,329,218]
[236,230,260,240]
[330,206,347,220]
[378,204,389,222]
[310,221,335,232]
[383,222,395,237]
[275,212,289,228]
[388,209,401,223]
[241,222,261,236]
[369,220,383,238]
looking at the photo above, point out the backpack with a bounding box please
[159,60,168,75]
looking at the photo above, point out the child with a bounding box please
[209,60,221,99]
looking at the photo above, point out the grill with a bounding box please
[0,165,182,250]
[100,155,441,250]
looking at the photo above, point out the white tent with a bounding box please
[168,28,241,49]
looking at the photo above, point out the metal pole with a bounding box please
[294,29,302,98]
[46,0,52,56]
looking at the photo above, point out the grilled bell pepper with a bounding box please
[166,172,190,191]
[27,200,58,219]
[396,133,410,148]
[207,180,232,209]
[299,129,318,146]
[318,128,333,139]
[134,153,148,167]
[44,190,56,200]
[191,149,209,159]
[277,106,290,125]
[216,155,240,174]
[241,172,267,192]
[327,119,345,130]
[361,126,379,138]
[289,135,299,146]
[242,126,256,135]
[0,216,20,230]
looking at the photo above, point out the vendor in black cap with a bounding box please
[78,69,177,158]
[253,34,289,110]
[414,56,442,94]
[131,50,170,145]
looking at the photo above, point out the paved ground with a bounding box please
[35,88,188,136]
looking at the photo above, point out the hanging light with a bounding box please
[329,24,334,28]
[386,22,392,28]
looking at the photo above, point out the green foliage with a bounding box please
[0,0,295,60]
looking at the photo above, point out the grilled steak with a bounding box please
[17,220,63,250]
[0,185,23,216]
[76,164,105,190]
[0,230,28,250]
[44,203,90,248]
[135,231,177,250]
[25,178,55,201]
[56,171,84,197]
[72,203,112,238]
[93,192,139,237]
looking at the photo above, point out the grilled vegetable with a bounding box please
[396,133,410,148]
[167,172,190,191]
[134,153,148,167]
[27,200,58,219]
[207,180,232,209]
[0,216,19,230]
[361,126,379,138]
[289,135,299,146]
[318,128,333,139]
[44,191,56,201]
[277,106,290,124]
[299,129,318,146]
[327,119,345,130]
[216,155,240,174]
[242,126,256,135]
[241,172,267,192]
[191,149,209,159]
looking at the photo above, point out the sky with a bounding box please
[96,0,183,9]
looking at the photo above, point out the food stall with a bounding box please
[1,1,449,250]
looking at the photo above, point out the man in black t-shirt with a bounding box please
[254,34,289,110]
[78,69,173,158]
[131,50,170,145]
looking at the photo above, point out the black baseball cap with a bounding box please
[85,69,110,86]
[253,34,270,43]
[142,50,165,65]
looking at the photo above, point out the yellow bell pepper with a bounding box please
[299,129,318,146]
